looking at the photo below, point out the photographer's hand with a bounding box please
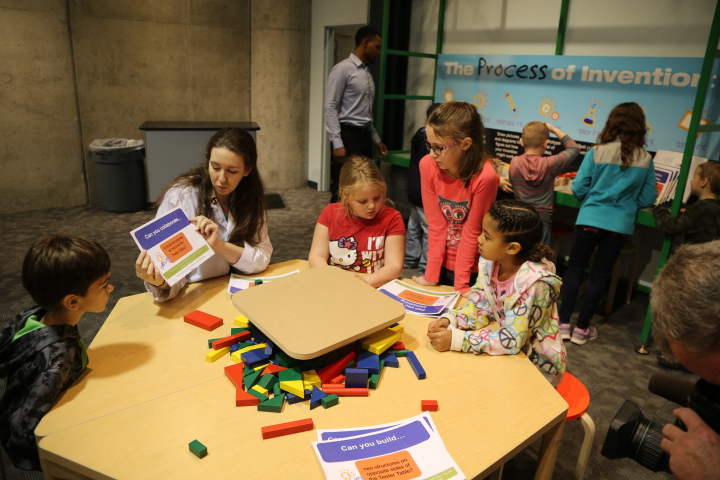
[661,407,720,480]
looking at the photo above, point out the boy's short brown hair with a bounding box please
[697,161,720,195]
[22,235,111,310]
[522,121,550,150]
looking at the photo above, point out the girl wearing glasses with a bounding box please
[413,101,499,295]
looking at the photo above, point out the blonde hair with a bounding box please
[426,101,488,186]
[338,156,389,217]
[522,121,549,150]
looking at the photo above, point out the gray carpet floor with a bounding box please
[0,187,690,479]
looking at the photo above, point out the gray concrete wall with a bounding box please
[0,1,86,213]
[250,0,311,189]
[1,0,313,214]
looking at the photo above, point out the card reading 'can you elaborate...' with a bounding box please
[130,207,214,286]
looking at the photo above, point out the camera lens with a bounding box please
[627,417,668,472]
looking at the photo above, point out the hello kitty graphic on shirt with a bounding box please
[329,236,362,271]
[438,195,469,249]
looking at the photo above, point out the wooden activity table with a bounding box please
[37,260,567,480]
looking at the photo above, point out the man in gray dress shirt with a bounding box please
[325,25,388,203]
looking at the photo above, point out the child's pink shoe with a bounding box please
[559,323,571,341]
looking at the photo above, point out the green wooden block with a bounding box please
[257,393,285,413]
[278,367,302,383]
[273,382,282,396]
[243,369,263,390]
[189,440,207,458]
[231,327,249,335]
[393,349,410,357]
[244,364,254,376]
[207,338,222,348]
[369,373,380,389]
[247,388,269,402]
[257,373,277,391]
[274,351,299,368]
[321,394,339,408]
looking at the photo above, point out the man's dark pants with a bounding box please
[330,123,373,204]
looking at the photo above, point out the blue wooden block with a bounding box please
[303,389,312,400]
[357,350,380,375]
[264,339,274,355]
[309,387,327,409]
[380,352,399,368]
[345,368,369,388]
[241,349,271,367]
[405,351,426,380]
[285,392,304,405]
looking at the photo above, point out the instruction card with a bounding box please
[130,207,214,286]
[313,412,464,480]
[378,280,460,317]
[227,270,301,294]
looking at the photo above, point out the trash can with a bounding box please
[89,138,147,213]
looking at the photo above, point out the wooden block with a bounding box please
[388,323,404,333]
[207,337,222,348]
[285,392,304,405]
[301,370,321,390]
[206,346,230,363]
[212,331,252,350]
[320,386,369,397]
[345,368,369,389]
[317,351,356,384]
[242,349,271,367]
[273,382,282,396]
[257,374,278,392]
[243,369,263,390]
[257,394,285,413]
[393,349,410,357]
[421,400,439,412]
[328,374,345,385]
[278,367,303,383]
[188,440,207,458]
[361,328,402,355]
[264,339,274,355]
[184,310,223,331]
[224,363,246,389]
[321,394,339,408]
[247,389,269,402]
[405,351,426,380]
[251,385,269,397]
[263,363,288,375]
[234,314,250,328]
[231,327,249,335]
[357,350,380,375]
[279,379,305,397]
[236,389,261,407]
[261,418,314,440]
[369,373,380,390]
[379,352,399,368]
[309,387,327,409]
[391,341,405,350]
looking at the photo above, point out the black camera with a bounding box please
[601,374,720,472]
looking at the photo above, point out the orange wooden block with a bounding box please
[421,400,439,411]
[261,418,314,440]
[212,331,252,350]
[317,352,356,384]
[391,341,405,350]
[321,386,369,396]
[236,388,261,406]
[225,363,246,389]
[329,374,345,384]
[263,364,288,375]
[184,310,223,331]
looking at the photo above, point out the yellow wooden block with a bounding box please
[253,362,271,371]
[279,380,305,397]
[238,343,266,354]
[251,385,268,396]
[231,343,267,363]
[388,324,404,333]
[206,346,230,363]
[234,314,250,328]
[362,329,402,355]
[302,370,321,390]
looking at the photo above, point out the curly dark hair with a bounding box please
[596,102,647,167]
[487,200,554,262]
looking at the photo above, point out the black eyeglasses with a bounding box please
[424,141,458,156]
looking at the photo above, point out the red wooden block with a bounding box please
[212,331,252,350]
[421,400,439,411]
[321,386,369,396]
[329,374,345,384]
[261,418,314,440]
[317,352,356,384]
[236,388,261,406]
[184,310,223,331]
[263,364,288,375]
[225,363,246,389]
[391,341,406,350]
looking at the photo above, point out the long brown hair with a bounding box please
[155,128,267,246]
[426,101,489,187]
[596,102,647,167]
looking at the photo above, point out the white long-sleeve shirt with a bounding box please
[145,185,272,302]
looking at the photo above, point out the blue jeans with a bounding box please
[542,220,552,247]
[558,226,627,329]
[404,206,428,275]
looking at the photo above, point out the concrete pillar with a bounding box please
[250,0,311,189]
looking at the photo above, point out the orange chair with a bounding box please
[556,372,595,480]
